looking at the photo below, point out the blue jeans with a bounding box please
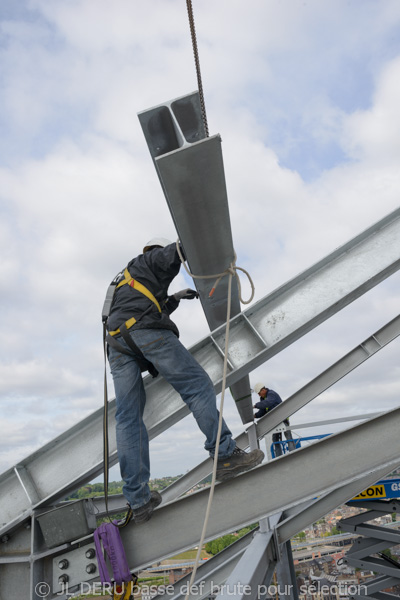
[108,328,235,509]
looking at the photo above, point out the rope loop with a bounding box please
[175,239,255,305]
[178,237,256,600]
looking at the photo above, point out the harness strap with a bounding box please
[109,269,162,336]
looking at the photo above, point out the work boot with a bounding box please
[132,491,162,524]
[216,447,264,481]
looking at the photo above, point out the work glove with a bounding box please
[173,288,199,301]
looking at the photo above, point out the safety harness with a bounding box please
[109,268,162,335]
[103,267,161,378]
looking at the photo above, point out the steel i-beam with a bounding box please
[338,501,400,597]
[0,209,399,537]
[138,91,254,423]
[49,406,400,593]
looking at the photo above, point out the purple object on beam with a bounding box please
[94,522,132,585]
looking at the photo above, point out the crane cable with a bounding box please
[176,242,255,600]
[183,4,255,591]
[186,0,209,137]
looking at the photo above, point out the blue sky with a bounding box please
[0,0,399,481]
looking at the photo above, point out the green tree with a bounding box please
[205,525,258,555]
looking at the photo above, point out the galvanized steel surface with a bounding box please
[115,406,400,572]
[49,407,400,593]
[139,92,254,423]
[0,208,399,536]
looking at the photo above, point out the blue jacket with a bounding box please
[254,389,282,419]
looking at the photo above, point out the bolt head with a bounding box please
[85,548,96,559]
[86,563,97,574]
[58,559,69,570]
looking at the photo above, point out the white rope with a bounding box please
[175,240,255,305]
[176,240,255,599]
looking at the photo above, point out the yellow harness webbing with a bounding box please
[108,268,161,336]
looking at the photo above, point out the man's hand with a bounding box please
[173,288,199,301]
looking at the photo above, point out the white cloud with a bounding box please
[0,0,399,492]
[342,56,400,164]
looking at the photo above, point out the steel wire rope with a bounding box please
[186,0,209,137]
[176,241,255,599]
[182,4,256,588]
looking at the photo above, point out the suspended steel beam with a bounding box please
[138,91,253,423]
[0,209,399,536]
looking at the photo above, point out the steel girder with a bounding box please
[161,314,400,504]
[338,500,400,599]
[151,529,259,600]
[216,513,282,600]
[1,207,398,540]
[216,530,277,600]
[276,466,399,545]
[1,349,399,598]
[138,92,254,423]
[42,406,400,595]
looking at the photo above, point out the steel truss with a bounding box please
[0,92,400,599]
[338,500,400,599]
[1,206,399,540]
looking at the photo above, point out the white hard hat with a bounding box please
[143,237,172,253]
[253,382,265,394]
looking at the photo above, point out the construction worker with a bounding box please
[253,383,296,456]
[105,239,264,523]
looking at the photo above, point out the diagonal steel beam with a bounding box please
[52,406,400,592]
[117,406,400,571]
[250,313,400,442]
[216,513,281,600]
[216,530,276,600]
[162,314,400,503]
[276,465,397,545]
[1,208,399,536]
[152,529,259,600]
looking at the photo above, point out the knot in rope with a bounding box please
[175,240,255,305]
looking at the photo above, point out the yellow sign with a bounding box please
[353,484,386,500]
